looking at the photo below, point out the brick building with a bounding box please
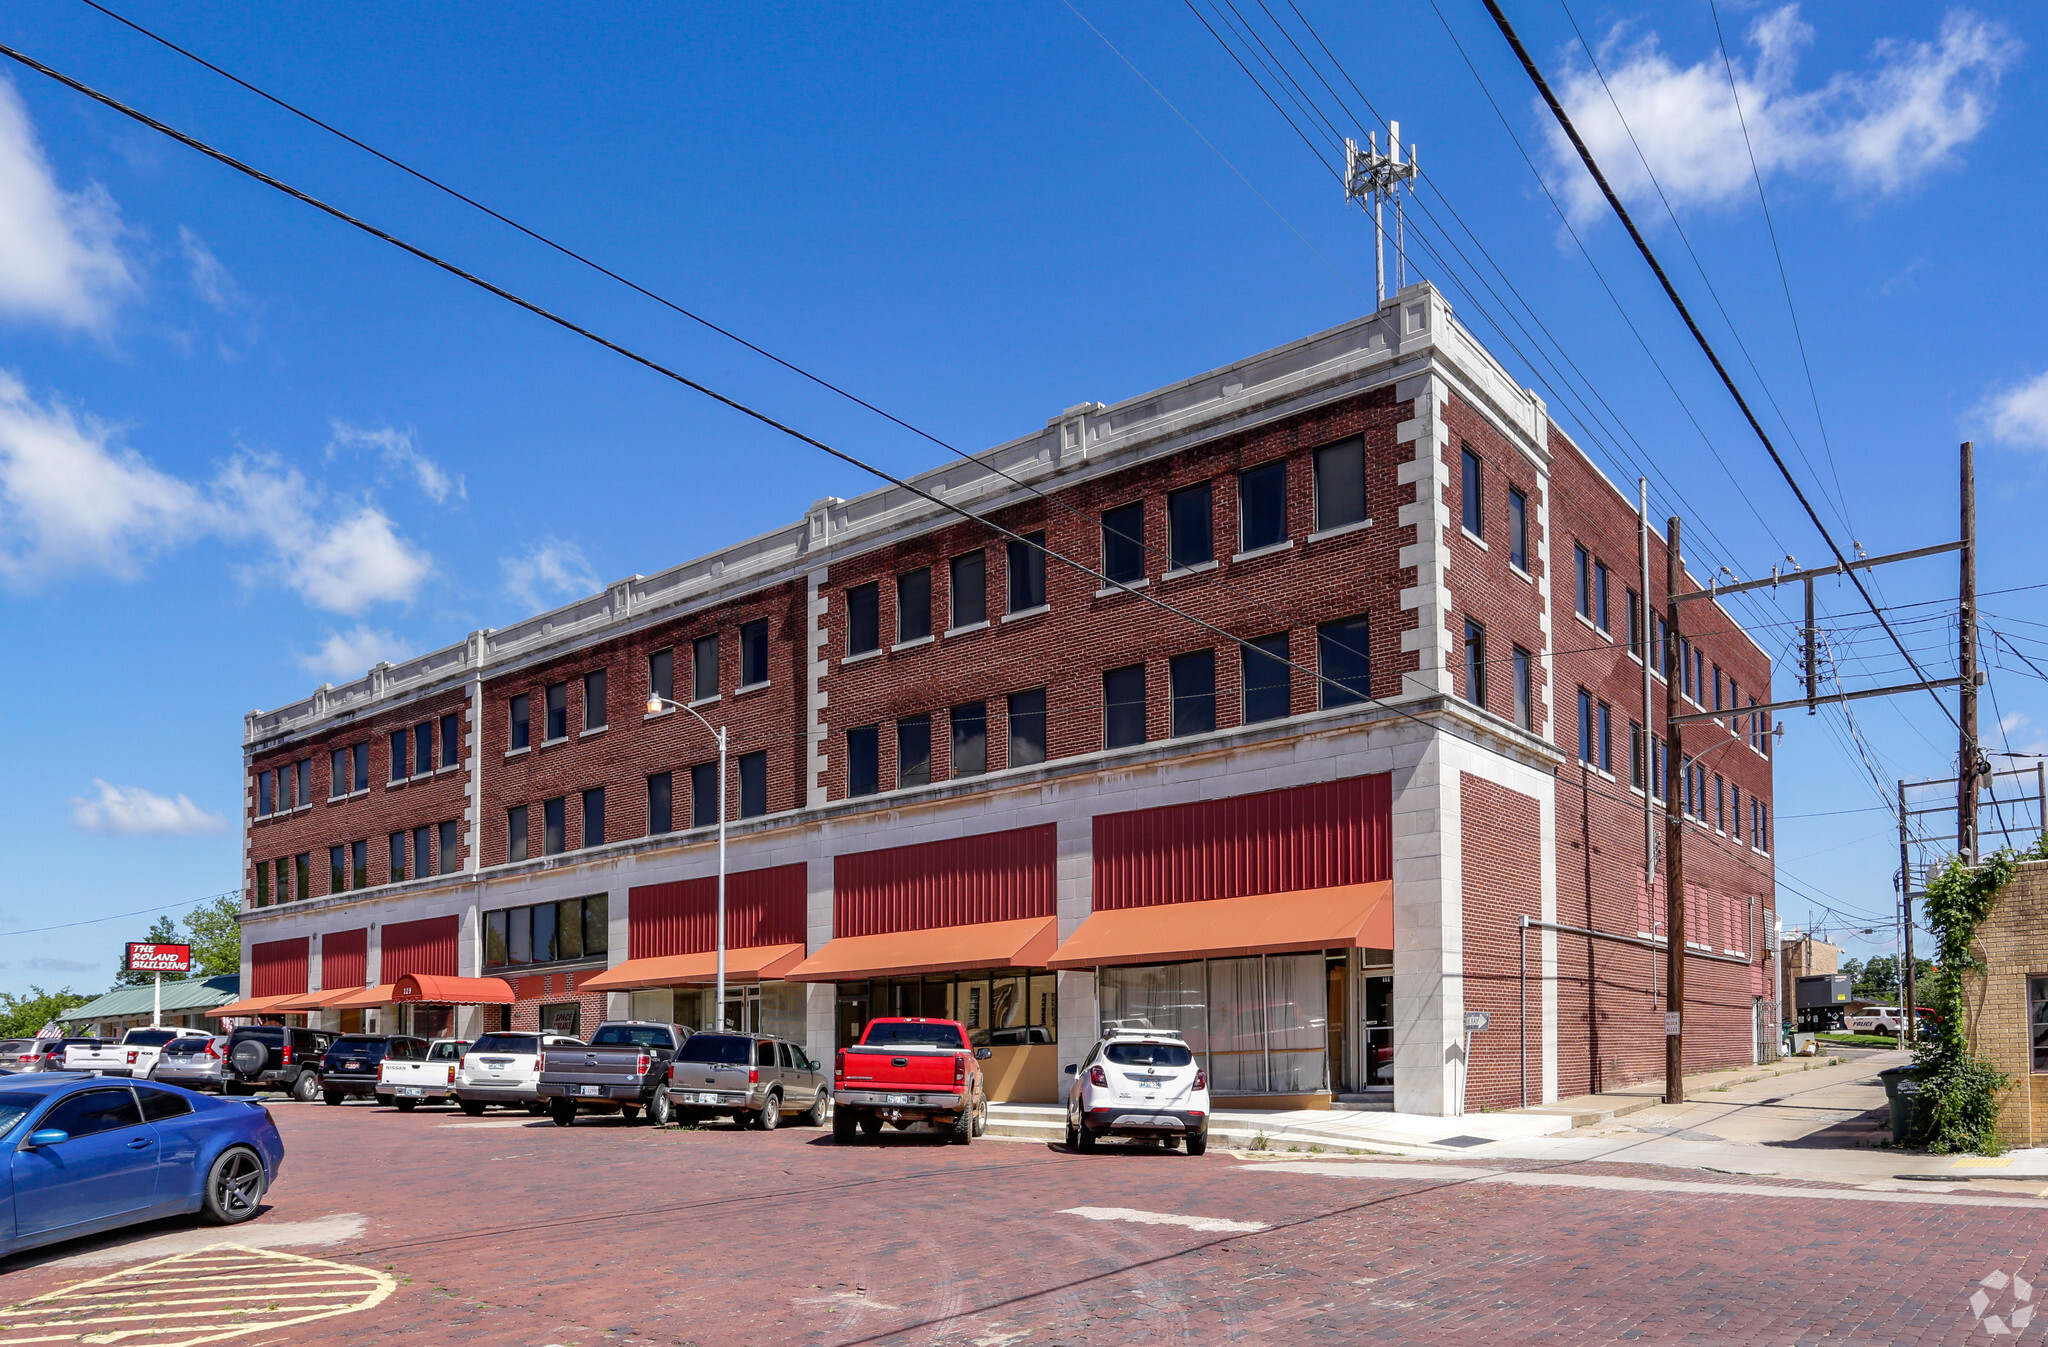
[229,281,1777,1115]
[1962,860,2048,1147]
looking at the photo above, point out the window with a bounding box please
[1238,462,1287,552]
[1317,614,1371,708]
[389,832,407,883]
[510,694,531,751]
[1104,664,1147,748]
[1627,590,1644,659]
[647,773,672,835]
[329,845,346,894]
[897,714,932,787]
[690,761,718,828]
[1460,446,1482,537]
[297,760,313,807]
[1732,785,1742,840]
[1629,721,1645,789]
[1574,544,1591,620]
[482,895,608,969]
[1462,618,1486,708]
[1595,562,1610,632]
[389,729,407,782]
[950,551,985,628]
[1242,632,1291,724]
[254,862,270,906]
[1167,483,1213,569]
[1007,532,1047,612]
[330,748,347,797]
[1101,502,1145,584]
[1170,650,1216,737]
[1680,638,1694,701]
[896,569,932,644]
[351,743,368,793]
[1727,679,1739,733]
[847,726,880,797]
[1652,612,1668,677]
[584,670,608,730]
[582,788,604,848]
[37,1087,142,1141]
[1578,689,1595,765]
[544,683,568,741]
[258,769,274,817]
[2030,977,2048,1072]
[414,721,433,775]
[438,820,458,874]
[295,852,310,899]
[693,634,720,700]
[740,620,769,685]
[1508,487,1528,570]
[1008,688,1047,767]
[440,714,459,769]
[1513,647,1533,730]
[950,702,987,777]
[276,857,292,904]
[1597,701,1612,773]
[414,825,432,880]
[508,805,529,862]
[1715,774,1726,831]
[1314,436,1366,532]
[351,840,368,888]
[543,797,565,855]
[648,648,673,707]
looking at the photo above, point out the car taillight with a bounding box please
[954,1054,966,1085]
[281,1045,293,1066]
[127,1050,140,1064]
[637,1054,651,1077]
[1088,1065,1107,1088]
[748,1066,759,1084]
[1193,1068,1207,1091]
[447,1065,456,1084]
[206,1041,221,1059]
[536,1052,546,1072]
[835,1049,846,1081]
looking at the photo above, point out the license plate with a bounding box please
[886,1094,910,1105]
[397,1086,425,1097]
[579,1084,600,1096]
[692,1092,720,1104]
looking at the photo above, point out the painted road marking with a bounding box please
[40,1214,368,1269]
[1244,1161,2048,1209]
[0,1242,395,1346]
[1060,1206,1269,1233]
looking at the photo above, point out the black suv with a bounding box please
[225,1024,335,1100]
[319,1034,427,1106]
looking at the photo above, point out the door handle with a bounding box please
[128,1137,153,1148]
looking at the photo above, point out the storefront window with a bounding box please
[1098,953,1329,1096]
[539,1002,580,1037]
[836,970,1056,1047]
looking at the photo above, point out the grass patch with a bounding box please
[1818,1032,1908,1049]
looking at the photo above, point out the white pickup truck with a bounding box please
[453,1031,586,1116]
[378,1037,472,1111]
[64,1027,203,1079]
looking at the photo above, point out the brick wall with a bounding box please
[1460,773,1541,1110]
[1442,393,1549,730]
[1964,860,2048,1147]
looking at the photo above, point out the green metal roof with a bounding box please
[56,976,241,1023]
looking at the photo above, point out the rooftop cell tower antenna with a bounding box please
[1345,121,1419,305]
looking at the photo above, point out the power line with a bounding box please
[0,889,241,939]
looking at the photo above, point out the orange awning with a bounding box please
[580,945,807,991]
[1048,882,1393,969]
[269,987,364,1012]
[391,973,516,1005]
[206,994,301,1019]
[787,917,1057,982]
[326,983,397,1009]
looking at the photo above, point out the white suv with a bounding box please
[454,1031,586,1115]
[1064,1030,1209,1155]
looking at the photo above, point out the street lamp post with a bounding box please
[647,694,728,1026]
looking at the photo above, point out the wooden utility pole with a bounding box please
[1958,440,1980,866]
[1663,516,1687,1104]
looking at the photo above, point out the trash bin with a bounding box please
[1877,1065,1923,1101]
[1890,1079,1928,1143]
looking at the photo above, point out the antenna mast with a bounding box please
[1345,121,1419,305]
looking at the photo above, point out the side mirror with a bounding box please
[27,1128,68,1148]
[1062,1063,1077,1075]
[974,1047,992,1060]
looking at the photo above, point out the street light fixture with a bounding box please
[647,693,729,1026]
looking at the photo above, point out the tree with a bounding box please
[1846,955,1935,1004]
[115,916,183,986]
[183,895,242,978]
[0,986,92,1038]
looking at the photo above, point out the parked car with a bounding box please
[378,1037,472,1111]
[666,1033,830,1130]
[318,1034,425,1106]
[6,1038,103,1074]
[1845,1007,1932,1036]
[1063,1029,1209,1155]
[0,1040,40,1074]
[153,1035,233,1093]
[64,1027,199,1079]
[0,1074,284,1258]
[223,1025,335,1101]
[832,1017,990,1145]
[453,1032,584,1115]
[537,1021,690,1126]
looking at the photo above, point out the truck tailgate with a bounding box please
[841,1045,960,1090]
[540,1047,648,1089]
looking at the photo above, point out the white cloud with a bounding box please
[1543,7,2021,223]
[177,226,241,312]
[297,625,415,681]
[70,781,225,836]
[502,538,600,611]
[2001,711,2030,735]
[1981,370,2048,451]
[327,421,462,505]
[0,371,206,583]
[0,75,133,331]
[215,455,432,614]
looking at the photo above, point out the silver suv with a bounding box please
[664,1033,829,1130]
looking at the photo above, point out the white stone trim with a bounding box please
[1395,372,1455,699]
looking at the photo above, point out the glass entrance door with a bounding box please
[1362,973,1393,1088]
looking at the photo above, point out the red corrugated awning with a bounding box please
[1048,882,1393,969]
[391,973,515,1005]
[580,945,806,991]
[787,917,1057,982]
[206,994,300,1019]
[326,983,397,1009]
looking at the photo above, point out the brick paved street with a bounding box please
[6,1099,2048,1345]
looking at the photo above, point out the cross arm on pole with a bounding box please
[1667,677,1966,725]
[1671,540,1963,604]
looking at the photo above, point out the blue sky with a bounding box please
[2,2,2043,995]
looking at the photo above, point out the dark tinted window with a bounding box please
[1461,447,1482,537]
[544,797,565,855]
[510,693,530,750]
[135,1086,193,1121]
[1508,488,1528,570]
[440,714,459,768]
[589,1025,676,1049]
[545,682,568,740]
[353,741,369,792]
[470,1034,541,1055]
[533,901,557,962]
[1008,689,1047,767]
[740,620,769,685]
[38,1088,143,1139]
[1314,437,1366,531]
[585,669,608,730]
[949,552,985,629]
[258,768,274,815]
[738,752,767,818]
[555,899,584,962]
[862,1021,966,1049]
[510,908,533,965]
[416,720,434,775]
[693,634,720,700]
[648,772,673,835]
[508,806,529,862]
[1103,1041,1194,1067]
[897,569,931,643]
[1104,664,1146,749]
[897,716,931,788]
[583,787,605,848]
[649,648,674,705]
[124,1030,182,1048]
[847,583,880,655]
[1238,462,1287,552]
[674,1034,752,1065]
[1242,632,1291,724]
[1318,615,1372,708]
[1170,650,1215,737]
[690,762,718,828]
[847,725,880,797]
[1167,483,1213,569]
[1101,503,1145,584]
[950,701,987,777]
[438,820,458,874]
[1006,532,1046,613]
[756,1040,776,1068]
[389,729,407,782]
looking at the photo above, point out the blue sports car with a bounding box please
[1,1072,285,1259]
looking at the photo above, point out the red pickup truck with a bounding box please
[832,1017,992,1145]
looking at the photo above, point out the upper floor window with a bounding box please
[414,720,433,776]
[1463,619,1486,709]
[1103,664,1147,749]
[738,751,768,817]
[1242,633,1291,725]
[544,682,569,741]
[897,714,932,788]
[507,804,529,862]
[483,894,608,970]
[543,797,565,855]
[950,551,986,628]
[897,568,932,644]
[690,761,718,828]
[257,769,275,817]
[1460,447,1482,538]
[693,634,719,701]
[1007,532,1047,613]
[1577,689,1595,766]
[1170,649,1216,737]
[950,701,987,777]
[1101,503,1145,585]
[582,788,605,849]
[584,670,607,730]
[1008,688,1047,767]
[1512,647,1533,730]
[1508,487,1528,571]
[649,647,674,707]
[1167,483,1213,570]
[740,619,769,685]
[1594,561,1610,633]
[1627,590,1644,659]
[647,773,672,836]
[1574,545,1591,620]
[294,760,312,808]
[1238,462,1287,553]
[847,725,880,797]
[389,729,407,782]
[1317,614,1371,708]
[439,714,459,769]
[1314,437,1366,532]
